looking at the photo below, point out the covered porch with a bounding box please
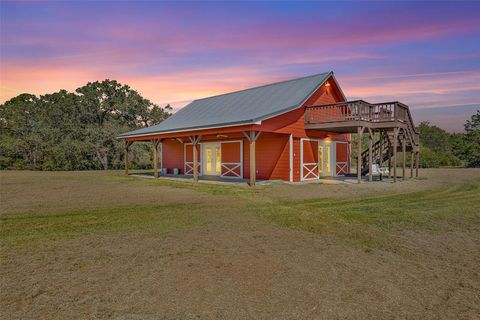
[123,128,263,186]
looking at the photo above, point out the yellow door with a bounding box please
[203,143,221,175]
[318,145,324,175]
[318,142,333,177]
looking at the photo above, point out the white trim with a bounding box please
[303,163,320,180]
[329,74,348,102]
[300,138,321,181]
[335,141,349,176]
[289,134,293,182]
[336,162,348,175]
[221,163,241,177]
[184,142,202,176]
[219,139,243,179]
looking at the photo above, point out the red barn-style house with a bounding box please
[119,72,419,185]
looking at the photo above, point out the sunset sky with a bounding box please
[1,1,479,132]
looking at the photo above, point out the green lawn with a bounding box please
[2,170,478,248]
[1,169,479,319]
[252,178,480,247]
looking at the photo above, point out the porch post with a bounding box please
[393,127,398,182]
[243,131,261,186]
[189,135,202,183]
[410,151,414,178]
[402,133,406,180]
[357,126,364,184]
[415,151,419,177]
[152,139,160,178]
[368,128,373,182]
[124,141,133,175]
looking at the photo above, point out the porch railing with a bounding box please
[305,100,419,145]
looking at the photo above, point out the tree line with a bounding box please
[0,80,478,170]
[0,80,171,170]
[417,112,479,168]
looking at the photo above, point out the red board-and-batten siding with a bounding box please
[151,77,349,182]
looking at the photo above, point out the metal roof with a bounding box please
[119,71,332,138]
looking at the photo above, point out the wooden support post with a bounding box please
[379,131,384,168]
[124,141,133,175]
[368,128,373,182]
[402,134,406,180]
[243,131,261,186]
[410,151,414,178]
[393,127,398,182]
[415,151,419,178]
[189,135,202,183]
[357,126,364,184]
[250,136,256,186]
[388,150,392,178]
[152,139,161,178]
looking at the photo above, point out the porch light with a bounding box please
[216,134,228,138]
[325,82,331,87]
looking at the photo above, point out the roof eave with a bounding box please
[117,119,262,139]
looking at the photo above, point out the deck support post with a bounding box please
[124,141,133,175]
[402,132,406,180]
[243,131,261,186]
[357,126,365,184]
[152,139,161,178]
[415,150,419,178]
[393,127,399,182]
[379,131,384,168]
[388,149,392,179]
[368,128,374,182]
[188,135,202,183]
[410,151,414,178]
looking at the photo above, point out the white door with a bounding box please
[318,141,333,177]
[202,143,221,175]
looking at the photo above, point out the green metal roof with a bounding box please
[119,72,332,138]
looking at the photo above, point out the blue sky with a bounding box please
[1,1,479,132]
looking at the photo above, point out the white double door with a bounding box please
[202,142,221,175]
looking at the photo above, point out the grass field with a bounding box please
[1,169,479,319]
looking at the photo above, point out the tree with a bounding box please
[417,121,461,167]
[0,80,171,171]
[0,94,41,169]
[461,110,480,167]
[75,79,170,170]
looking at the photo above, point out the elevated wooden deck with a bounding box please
[305,100,420,183]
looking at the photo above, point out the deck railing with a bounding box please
[305,100,419,145]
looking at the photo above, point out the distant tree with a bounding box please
[0,94,41,169]
[75,79,170,170]
[417,121,461,167]
[460,110,480,167]
[0,80,171,171]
